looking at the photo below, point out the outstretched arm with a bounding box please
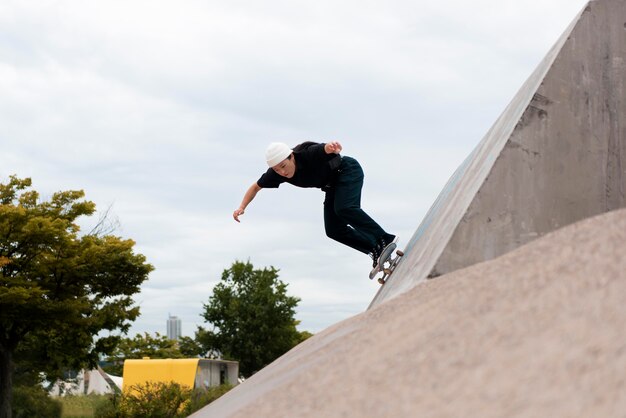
[233,183,262,222]
[324,141,342,154]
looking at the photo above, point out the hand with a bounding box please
[325,141,342,154]
[233,208,245,223]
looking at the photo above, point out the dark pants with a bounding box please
[324,156,387,255]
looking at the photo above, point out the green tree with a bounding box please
[103,333,212,376]
[103,332,185,376]
[0,176,153,418]
[200,261,306,377]
[177,335,205,358]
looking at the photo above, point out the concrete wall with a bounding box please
[195,359,240,388]
[371,0,626,308]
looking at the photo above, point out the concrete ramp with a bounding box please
[371,0,626,308]
[189,1,626,416]
[190,208,626,417]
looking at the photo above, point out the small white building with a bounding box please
[49,366,122,396]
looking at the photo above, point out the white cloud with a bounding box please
[0,0,589,335]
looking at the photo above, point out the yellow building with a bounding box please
[122,359,239,391]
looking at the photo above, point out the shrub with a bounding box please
[184,384,233,416]
[11,385,62,418]
[94,382,234,418]
[95,381,190,418]
[93,393,118,418]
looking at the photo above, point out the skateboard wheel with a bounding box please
[383,268,391,275]
[378,278,385,285]
[396,250,404,257]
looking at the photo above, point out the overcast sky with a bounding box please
[1,0,589,337]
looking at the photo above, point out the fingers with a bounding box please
[327,141,342,153]
[233,209,244,222]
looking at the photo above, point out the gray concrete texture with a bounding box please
[192,207,626,417]
[372,0,626,308]
[190,0,626,416]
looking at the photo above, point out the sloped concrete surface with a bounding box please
[372,0,626,308]
[190,1,626,415]
[192,208,626,417]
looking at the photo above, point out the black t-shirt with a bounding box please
[257,142,340,189]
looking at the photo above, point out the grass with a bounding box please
[58,394,108,418]
[56,384,234,417]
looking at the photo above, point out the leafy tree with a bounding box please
[177,335,205,358]
[295,330,314,344]
[103,332,185,376]
[0,176,153,418]
[103,333,210,376]
[200,261,307,377]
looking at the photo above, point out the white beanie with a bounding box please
[265,142,292,167]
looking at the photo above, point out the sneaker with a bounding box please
[370,245,382,268]
[378,234,397,250]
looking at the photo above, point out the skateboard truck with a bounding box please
[369,243,404,284]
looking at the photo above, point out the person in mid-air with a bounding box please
[233,141,397,268]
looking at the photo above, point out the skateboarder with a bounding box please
[233,141,397,268]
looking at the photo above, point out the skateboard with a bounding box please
[369,243,404,284]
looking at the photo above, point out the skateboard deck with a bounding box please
[369,243,404,284]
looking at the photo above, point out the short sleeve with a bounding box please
[257,168,285,189]
[301,143,329,160]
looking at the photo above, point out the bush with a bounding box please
[94,382,234,418]
[185,384,233,416]
[96,381,190,418]
[12,385,62,418]
[93,394,119,418]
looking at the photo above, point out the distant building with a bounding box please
[166,314,182,340]
[49,366,122,396]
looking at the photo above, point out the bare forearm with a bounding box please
[233,183,262,222]
[240,183,261,209]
